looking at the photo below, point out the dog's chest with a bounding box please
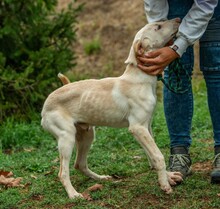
[74,89,129,127]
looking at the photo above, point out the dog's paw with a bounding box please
[97,175,112,180]
[166,171,183,185]
[161,184,173,194]
[68,192,83,199]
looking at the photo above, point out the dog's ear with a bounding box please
[124,39,141,66]
[125,25,150,66]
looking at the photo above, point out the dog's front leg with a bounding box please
[129,124,172,194]
[166,171,183,185]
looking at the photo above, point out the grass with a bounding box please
[83,38,101,55]
[1,78,220,209]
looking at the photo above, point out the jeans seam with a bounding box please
[201,66,220,71]
[187,88,193,145]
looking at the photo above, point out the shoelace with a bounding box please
[170,154,191,169]
[213,153,220,168]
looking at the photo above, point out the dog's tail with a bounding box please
[58,73,70,85]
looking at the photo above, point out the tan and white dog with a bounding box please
[41,19,182,199]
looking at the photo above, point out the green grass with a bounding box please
[83,38,101,55]
[1,78,220,209]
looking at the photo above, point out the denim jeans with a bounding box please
[164,0,220,149]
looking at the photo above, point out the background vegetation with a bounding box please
[0,0,82,121]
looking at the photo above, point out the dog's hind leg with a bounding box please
[74,124,112,180]
[58,128,83,199]
[43,113,82,199]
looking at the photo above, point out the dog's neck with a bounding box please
[123,45,160,84]
[122,63,157,84]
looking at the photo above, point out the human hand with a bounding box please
[136,46,180,76]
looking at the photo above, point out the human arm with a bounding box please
[172,0,219,56]
[139,0,219,75]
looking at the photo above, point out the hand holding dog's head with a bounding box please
[125,18,180,66]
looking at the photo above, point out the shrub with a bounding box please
[0,0,82,122]
[0,118,52,150]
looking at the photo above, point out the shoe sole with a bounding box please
[211,177,220,184]
[211,173,220,184]
[211,168,220,184]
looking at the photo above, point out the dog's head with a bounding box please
[125,18,180,65]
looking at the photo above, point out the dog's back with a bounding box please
[41,77,132,129]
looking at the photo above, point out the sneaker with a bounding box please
[211,153,220,184]
[169,146,192,179]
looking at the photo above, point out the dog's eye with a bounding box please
[154,24,162,31]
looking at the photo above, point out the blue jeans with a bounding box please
[164,1,220,149]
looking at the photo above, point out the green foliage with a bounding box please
[0,118,52,150]
[0,0,83,121]
[84,38,101,55]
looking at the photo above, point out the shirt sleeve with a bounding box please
[144,0,219,57]
[144,0,169,23]
[173,0,219,56]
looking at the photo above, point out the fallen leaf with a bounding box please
[0,170,22,187]
[0,170,13,177]
[82,192,92,201]
[82,184,103,201]
[87,183,103,192]
[0,175,22,187]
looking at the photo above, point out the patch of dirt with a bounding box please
[31,194,44,201]
[58,0,146,79]
[127,192,183,209]
[192,161,212,172]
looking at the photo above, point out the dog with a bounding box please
[41,19,182,199]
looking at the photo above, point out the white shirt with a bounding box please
[144,0,219,56]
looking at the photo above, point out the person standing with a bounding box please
[137,0,220,183]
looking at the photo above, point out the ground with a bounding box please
[57,0,147,78]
